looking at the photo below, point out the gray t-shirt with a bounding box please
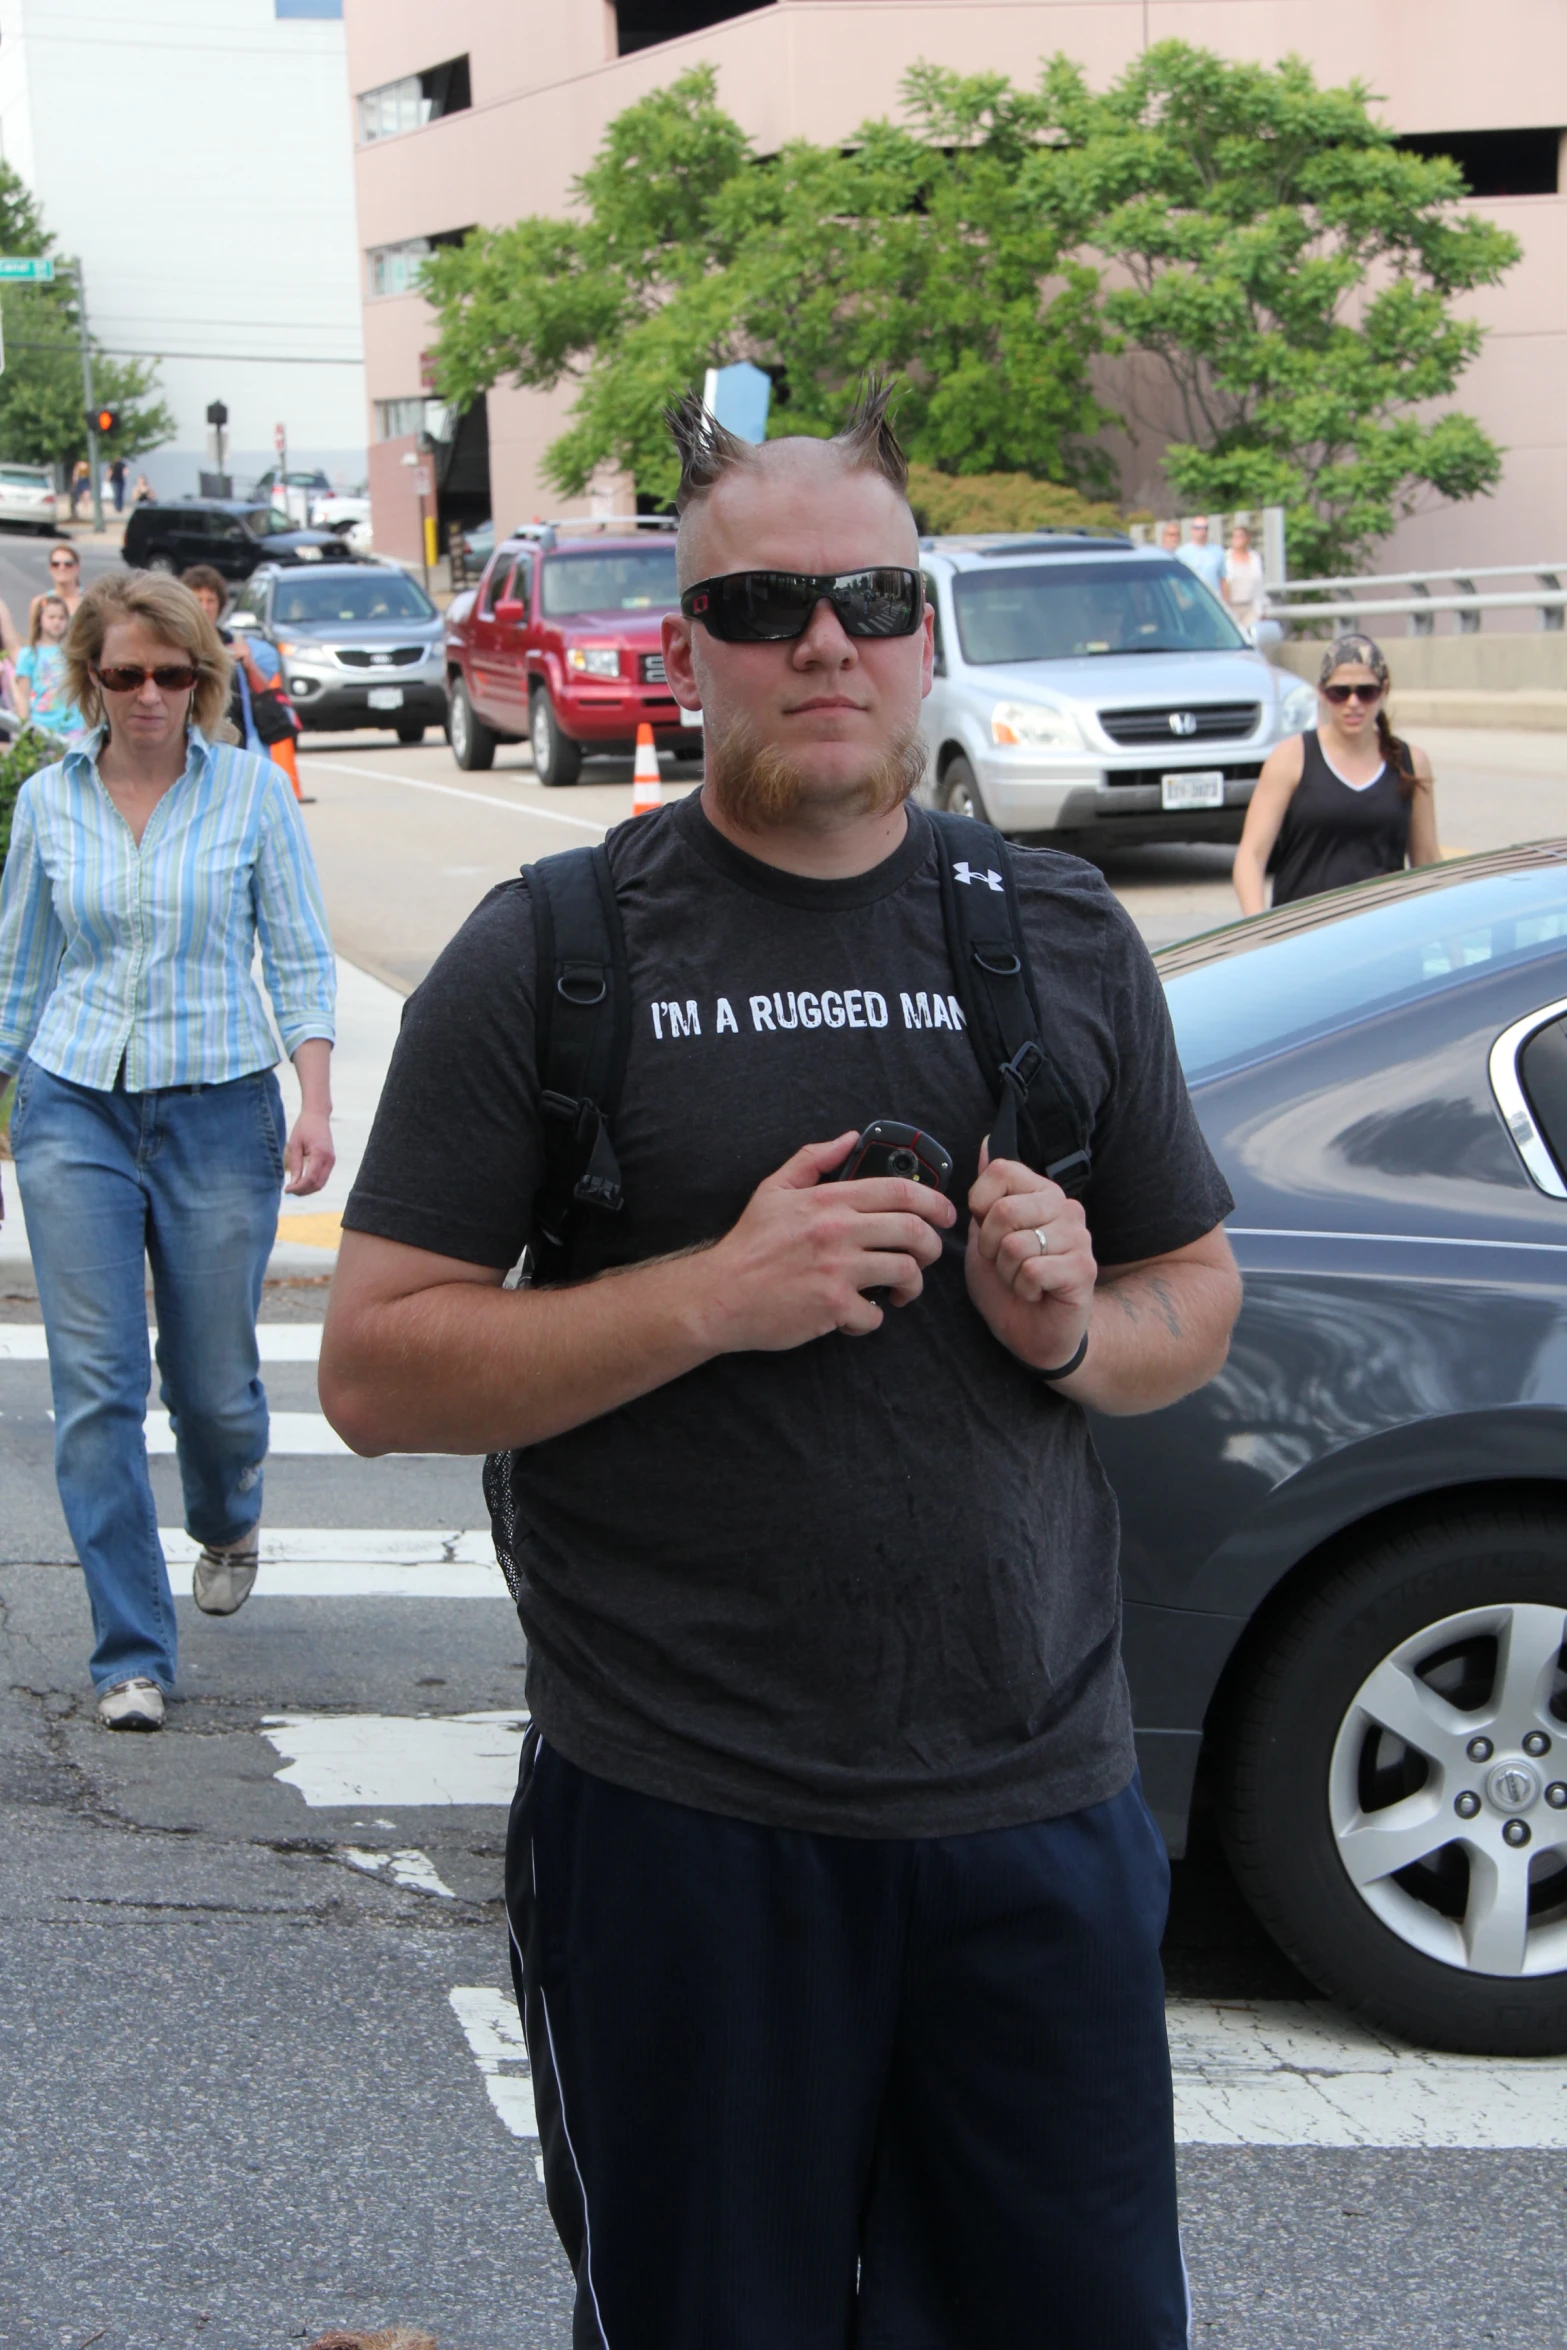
[345,793,1233,1837]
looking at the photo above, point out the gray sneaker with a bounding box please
[98,1677,166,1732]
[192,1527,260,1616]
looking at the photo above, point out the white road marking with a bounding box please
[146,1409,351,1456]
[260,1710,529,1806]
[449,1985,543,2179]
[160,1527,507,1598]
[0,1324,322,1362]
[301,757,607,836]
[340,1844,455,1898]
[1169,2000,1567,2148]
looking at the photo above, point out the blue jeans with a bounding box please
[10,1059,285,1694]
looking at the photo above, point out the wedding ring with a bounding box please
[1034,1227,1050,1257]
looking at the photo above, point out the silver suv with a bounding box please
[917,534,1314,848]
[230,561,447,742]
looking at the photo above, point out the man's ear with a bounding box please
[661,611,701,711]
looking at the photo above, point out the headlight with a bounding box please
[296,546,322,562]
[1279,681,1317,734]
[567,645,620,679]
[990,700,1083,750]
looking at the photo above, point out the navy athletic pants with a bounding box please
[506,1734,1188,2349]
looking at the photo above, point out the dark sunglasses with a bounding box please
[680,568,923,643]
[1322,681,1383,706]
[94,663,199,693]
[49,556,78,570]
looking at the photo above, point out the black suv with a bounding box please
[123,498,348,582]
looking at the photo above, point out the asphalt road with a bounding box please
[6,711,1567,2348]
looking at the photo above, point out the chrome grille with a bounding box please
[640,652,668,685]
[334,645,426,669]
[1099,701,1260,746]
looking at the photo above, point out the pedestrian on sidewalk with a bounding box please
[69,459,91,520]
[1175,514,1226,599]
[0,570,337,1734]
[13,594,85,739]
[109,456,128,516]
[1221,518,1267,641]
[322,383,1240,2347]
[1232,632,1438,912]
[131,473,156,507]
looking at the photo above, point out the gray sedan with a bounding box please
[1107,842,1567,2051]
[918,533,1316,847]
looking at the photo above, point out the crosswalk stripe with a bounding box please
[160,1527,507,1597]
[261,1710,529,1805]
[145,1408,350,1455]
[0,1324,322,1362]
[449,1986,543,2180]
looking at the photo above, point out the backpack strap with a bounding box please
[929,809,1093,1197]
[527,842,631,1282]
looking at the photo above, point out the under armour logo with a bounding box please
[953,862,1004,892]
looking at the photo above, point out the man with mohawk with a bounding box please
[323,383,1239,2348]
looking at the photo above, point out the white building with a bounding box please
[0,0,365,496]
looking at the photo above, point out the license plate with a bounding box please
[1161,770,1225,810]
[366,686,404,709]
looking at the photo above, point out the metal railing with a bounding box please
[1263,562,1567,636]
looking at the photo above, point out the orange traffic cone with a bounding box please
[271,735,304,802]
[632,722,663,815]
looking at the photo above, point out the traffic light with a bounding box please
[87,404,118,437]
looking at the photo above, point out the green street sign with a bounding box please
[0,256,54,282]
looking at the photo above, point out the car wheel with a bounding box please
[530,688,583,788]
[395,721,426,745]
[934,754,985,822]
[446,677,495,772]
[1220,1502,1567,2053]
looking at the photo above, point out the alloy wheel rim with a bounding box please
[450,694,468,759]
[1328,1601,1567,1977]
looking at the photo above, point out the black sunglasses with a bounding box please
[1321,681,1383,706]
[680,568,923,643]
[94,663,199,693]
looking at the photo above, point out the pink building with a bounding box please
[344,0,1567,576]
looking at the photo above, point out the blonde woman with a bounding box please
[0,572,337,1730]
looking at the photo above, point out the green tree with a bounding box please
[0,166,173,471]
[1037,44,1520,575]
[422,66,1111,506]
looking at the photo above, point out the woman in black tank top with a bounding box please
[1232,632,1438,915]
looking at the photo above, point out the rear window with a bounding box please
[272,572,436,624]
[0,466,49,488]
[1164,865,1567,1084]
[952,558,1243,664]
[540,546,679,617]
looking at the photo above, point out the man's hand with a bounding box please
[694,1130,956,1353]
[965,1141,1095,1372]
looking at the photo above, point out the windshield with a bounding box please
[1165,866,1567,1084]
[952,559,1244,664]
[540,546,679,617]
[272,573,436,624]
[245,507,307,537]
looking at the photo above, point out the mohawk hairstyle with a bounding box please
[664,371,910,514]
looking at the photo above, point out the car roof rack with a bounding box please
[506,515,678,552]
[921,528,1135,555]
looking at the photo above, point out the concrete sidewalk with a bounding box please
[0,956,404,1294]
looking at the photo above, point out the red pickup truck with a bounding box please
[443,519,702,782]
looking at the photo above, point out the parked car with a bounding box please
[461,518,495,566]
[123,497,347,582]
[230,561,446,740]
[1109,841,1567,2052]
[314,492,372,546]
[0,462,58,534]
[917,531,1317,849]
[443,518,701,779]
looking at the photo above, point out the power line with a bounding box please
[2,341,362,366]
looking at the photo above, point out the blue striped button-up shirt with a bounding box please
[0,728,335,1090]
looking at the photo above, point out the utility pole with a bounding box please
[70,256,103,532]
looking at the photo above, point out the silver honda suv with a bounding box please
[917,533,1315,848]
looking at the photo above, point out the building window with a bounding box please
[374,398,453,443]
[357,55,471,143]
[366,227,469,300]
[1396,128,1561,198]
[615,0,773,57]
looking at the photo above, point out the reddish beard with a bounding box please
[703,711,926,830]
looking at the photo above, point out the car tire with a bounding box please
[1219,1501,1567,2053]
[147,555,175,574]
[530,687,583,788]
[446,677,495,772]
[395,721,426,745]
[934,754,985,822]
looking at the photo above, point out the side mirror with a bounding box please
[1252,618,1283,655]
[494,598,525,625]
[932,648,947,678]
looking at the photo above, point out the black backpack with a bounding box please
[523,808,1092,1288]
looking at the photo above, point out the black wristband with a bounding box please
[1032,1329,1089,1383]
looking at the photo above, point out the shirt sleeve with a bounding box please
[343,880,542,1269]
[14,649,35,687]
[1079,896,1234,1267]
[0,782,65,1074]
[252,767,336,1056]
